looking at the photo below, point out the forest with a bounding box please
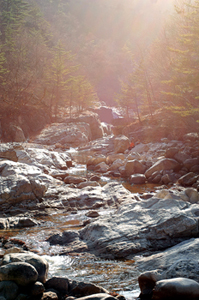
[0,0,199,130]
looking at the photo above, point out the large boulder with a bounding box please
[17,147,71,170]
[0,160,59,207]
[1,252,49,283]
[77,195,199,259]
[152,277,199,300]
[125,159,146,177]
[178,172,198,187]
[145,158,180,178]
[33,122,91,147]
[75,112,103,140]
[136,238,199,282]
[0,262,38,286]
[114,135,130,153]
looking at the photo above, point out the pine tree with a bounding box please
[45,40,78,120]
[162,1,199,114]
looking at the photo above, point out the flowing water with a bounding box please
[1,210,141,299]
[0,159,160,300]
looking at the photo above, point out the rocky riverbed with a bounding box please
[0,114,199,300]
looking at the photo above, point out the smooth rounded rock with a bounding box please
[0,262,38,286]
[152,277,199,300]
[2,252,48,283]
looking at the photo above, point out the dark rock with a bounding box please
[45,277,69,293]
[129,174,146,184]
[2,252,49,283]
[0,281,18,300]
[0,262,38,286]
[152,277,199,300]
[29,281,45,296]
[69,281,108,297]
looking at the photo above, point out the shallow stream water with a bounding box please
[1,209,141,299]
[0,158,160,300]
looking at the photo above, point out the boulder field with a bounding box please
[0,123,199,299]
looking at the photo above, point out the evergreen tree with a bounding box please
[45,40,78,120]
[162,1,199,114]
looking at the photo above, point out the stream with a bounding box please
[1,209,141,299]
[0,155,160,300]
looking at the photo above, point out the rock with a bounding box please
[148,172,161,184]
[90,175,101,181]
[114,135,130,153]
[86,211,99,218]
[108,159,124,171]
[77,181,100,189]
[161,173,173,185]
[47,231,80,246]
[184,188,199,203]
[78,196,199,259]
[145,158,180,179]
[64,176,87,185]
[0,159,58,207]
[174,152,190,163]
[45,277,69,293]
[29,281,45,296]
[184,158,199,171]
[87,155,106,166]
[0,173,47,206]
[2,252,49,283]
[106,154,125,165]
[94,162,109,173]
[0,281,18,300]
[41,291,58,300]
[93,106,115,123]
[0,262,38,286]
[125,160,146,177]
[75,112,103,140]
[8,217,38,229]
[16,147,71,170]
[0,144,18,162]
[69,281,108,297]
[136,238,199,282]
[152,277,199,300]
[138,271,162,296]
[5,125,26,143]
[34,122,91,147]
[178,172,198,186]
[165,147,179,159]
[58,181,132,212]
[129,174,146,184]
[190,165,199,173]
